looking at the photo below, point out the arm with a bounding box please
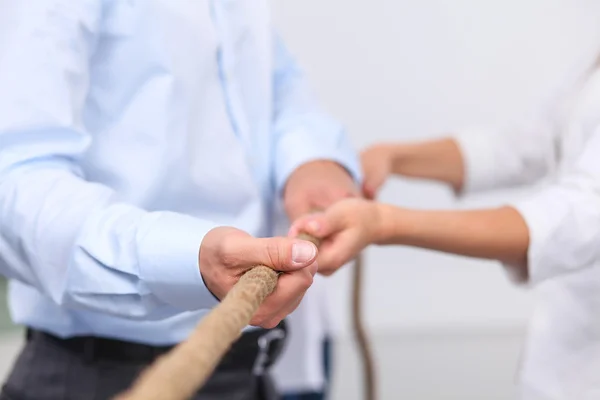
[382,125,600,283]
[376,205,529,270]
[292,126,600,283]
[0,3,318,327]
[362,115,560,199]
[270,32,361,219]
[0,1,220,319]
[360,73,591,198]
[361,138,466,196]
[381,54,600,197]
[289,199,527,278]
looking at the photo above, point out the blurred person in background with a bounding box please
[290,52,600,400]
[0,1,361,399]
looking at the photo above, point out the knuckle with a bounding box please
[332,261,345,273]
[318,263,335,275]
[250,313,266,327]
[300,272,314,289]
[331,256,343,268]
[320,259,341,275]
[284,197,301,211]
[219,238,239,266]
[261,319,280,330]
[265,240,282,268]
[319,256,334,270]
[220,253,238,269]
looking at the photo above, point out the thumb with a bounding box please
[236,236,318,273]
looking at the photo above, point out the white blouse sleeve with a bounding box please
[453,56,595,196]
[509,126,600,284]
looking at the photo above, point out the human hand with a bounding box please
[200,227,318,328]
[360,144,399,199]
[288,198,383,276]
[283,160,359,221]
[362,139,466,195]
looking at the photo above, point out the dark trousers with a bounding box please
[1,323,287,400]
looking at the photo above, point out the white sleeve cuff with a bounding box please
[274,128,362,193]
[137,212,221,311]
[452,127,506,196]
[508,190,569,285]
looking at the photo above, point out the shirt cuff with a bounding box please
[508,191,566,285]
[137,212,221,311]
[274,128,362,194]
[452,127,504,196]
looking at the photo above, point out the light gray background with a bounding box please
[271,0,600,336]
[3,1,600,399]
[271,0,600,398]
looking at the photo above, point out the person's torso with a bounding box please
[82,0,275,232]
[519,65,600,400]
[555,65,600,172]
[9,0,281,344]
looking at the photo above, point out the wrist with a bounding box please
[387,139,464,190]
[389,143,415,174]
[372,203,404,244]
[298,159,352,176]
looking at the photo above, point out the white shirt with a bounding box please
[455,55,600,400]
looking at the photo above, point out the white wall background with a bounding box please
[272,0,600,335]
[271,2,600,398]
[3,2,600,399]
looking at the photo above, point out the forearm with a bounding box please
[0,166,219,319]
[389,138,465,191]
[376,204,529,267]
[0,2,222,319]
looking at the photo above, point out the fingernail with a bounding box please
[292,242,317,265]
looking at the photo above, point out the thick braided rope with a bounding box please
[114,233,320,400]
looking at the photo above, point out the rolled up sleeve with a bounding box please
[508,126,600,284]
[452,57,591,197]
[453,116,558,197]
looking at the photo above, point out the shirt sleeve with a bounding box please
[452,112,560,196]
[0,1,219,320]
[507,126,600,285]
[270,31,362,193]
[451,55,595,196]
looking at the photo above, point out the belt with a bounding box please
[26,320,287,374]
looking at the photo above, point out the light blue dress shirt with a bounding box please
[0,0,359,345]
